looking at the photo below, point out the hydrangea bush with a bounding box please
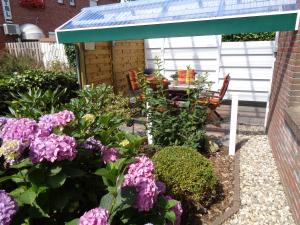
[0,109,182,225]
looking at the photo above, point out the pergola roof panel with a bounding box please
[56,0,299,43]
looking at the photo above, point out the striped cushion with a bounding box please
[177,69,196,84]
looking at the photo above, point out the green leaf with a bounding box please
[113,186,136,212]
[165,211,176,223]
[64,167,86,177]
[0,175,16,183]
[94,168,110,177]
[28,168,45,185]
[100,193,115,211]
[47,172,67,188]
[50,165,62,176]
[166,199,178,209]
[10,158,32,169]
[18,190,37,205]
[29,202,50,218]
[65,218,79,225]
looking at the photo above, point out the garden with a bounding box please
[0,52,234,225]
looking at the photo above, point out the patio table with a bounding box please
[167,83,197,100]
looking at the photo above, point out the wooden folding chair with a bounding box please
[200,74,231,120]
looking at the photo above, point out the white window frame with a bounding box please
[69,0,75,6]
[57,0,63,4]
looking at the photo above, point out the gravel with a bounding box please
[224,125,295,225]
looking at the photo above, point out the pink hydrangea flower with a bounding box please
[0,190,18,225]
[0,118,50,146]
[123,156,158,212]
[78,207,109,225]
[102,147,119,164]
[38,110,75,130]
[165,196,183,225]
[0,118,39,144]
[29,134,76,163]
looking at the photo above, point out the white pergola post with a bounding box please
[229,93,239,155]
[146,102,153,145]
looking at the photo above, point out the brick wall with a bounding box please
[267,30,300,224]
[0,0,118,48]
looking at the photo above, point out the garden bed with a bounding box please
[183,146,237,225]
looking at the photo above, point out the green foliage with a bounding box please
[222,32,275,42]
[7,87,68,119]
[138,58,209,148]
[0,155,106,224]
[0,69,78,114]
[0,51,42,78]
[152,146,218,204]
[66,84,130,125]
[64,44,77,68]
[96,158,179,225]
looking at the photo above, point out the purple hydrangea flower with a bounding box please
[0,190,18,225]
[123,156,158,212]
[166,196,183,225]
[0,118,40,145]
[38,110,75,130]
[156,181,166,195]
[29,134,76,163]
[102,147,118,164]
[78,207,109,225]
[0,140,24,165]
[82,136,103,151]
[0,117,8,127]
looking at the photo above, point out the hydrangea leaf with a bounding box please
[100,192,115,211]
[65,218,79,225]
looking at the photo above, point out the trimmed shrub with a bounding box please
[222,32,275,42]
[0,69,78,114]
[152,146,218,204]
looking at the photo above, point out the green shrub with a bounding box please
[0,69,78,114]
[7,87,68,119]
[0,51,42,78]
[64,44,77,68]
[152,146,218,204]
[222,32,275,42]
[66,84,130,121]
[138,58,209,148]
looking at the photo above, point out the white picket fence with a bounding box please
[145,36,275,102]
[5,42,69,69]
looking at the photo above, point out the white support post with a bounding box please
[229,93,239,155]
[146,102,153,145]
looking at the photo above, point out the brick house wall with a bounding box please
[0,0,118,48]
[267,29,300,223]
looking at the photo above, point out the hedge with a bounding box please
[152,146,218,205]
[0,69,79,114]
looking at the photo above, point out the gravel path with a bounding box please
[224,125,295,225]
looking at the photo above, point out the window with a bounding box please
[90,0,97,7]
[69,0,75,6]
[57,0,63,4]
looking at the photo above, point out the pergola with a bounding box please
[55,0,299,155]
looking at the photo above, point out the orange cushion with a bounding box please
[177,69,196,84]
[128,70,140,91]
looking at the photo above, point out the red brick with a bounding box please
[267,30,300,224]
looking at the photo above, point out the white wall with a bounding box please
[220,41,275,102]
[145,36,275,102]
[145,36,221,89]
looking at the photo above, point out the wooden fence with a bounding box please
[5,42,68,69]
[82,40,145,94]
